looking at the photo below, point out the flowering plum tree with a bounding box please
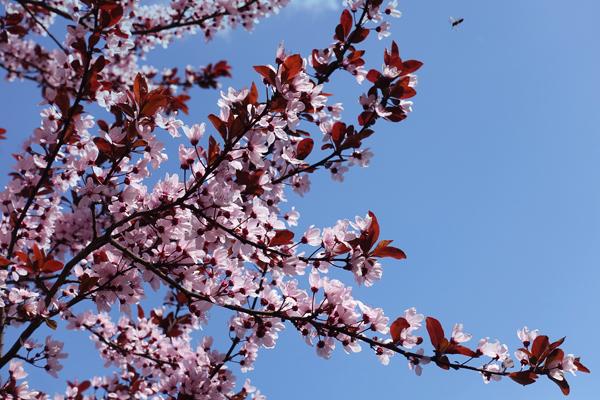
[0,0,589,398]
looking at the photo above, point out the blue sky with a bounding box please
[1,0,599,398]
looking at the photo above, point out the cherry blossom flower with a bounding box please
[408,348,431,376]
[477,338,510,361]
[517,326,539,346]
[451,323,472,343]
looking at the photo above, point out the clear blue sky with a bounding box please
[1,0,599,398]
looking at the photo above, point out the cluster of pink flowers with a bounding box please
[0,0,588,398]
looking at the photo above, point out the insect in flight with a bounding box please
[449,17,464,28]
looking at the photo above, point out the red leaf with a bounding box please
[351,27,369,43]
[137,304,145,319]
[78,380,91,392]
[5,13,23,25]
[32,244,44,264]
[331,122,346,147]
[208,114,227,141]
[366,211,380,250]
[247,82,259,105]
[93,137,113,156]
[7,25,27,36]
[549,375,570,396]
[531,335,550,362]
[340,9,352,38]
[208,136,220,165]
[366,69,381,83]
[14,251,30,266]
[358,111,376,126]
[425,317,445,350]
[0,256,11,267]
[133,73,147,104]
[176,291,188,304]
[140,95,168,117]
[549,337,565,352]
[509,371,539,386]
[448,344,478,357]
[390,317,410,344]
[79,275,99,293]
[384,106,407,122]
[400,86,417,99]
[390,41,400,58]
[544,348,564,369]
[270,230,295,246]
[296,138,314,160]
[41,260,64,273]
[97,120,109,132]
[282,54,303,81]
[99,3,123,28]
[401,60,423,74]
[371,240,407,260]
[574,358,590,373]
[435,354,450,370]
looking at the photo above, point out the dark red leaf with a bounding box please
[390,317,410,344]
[93,137,113,157]
[41,260,64,273]
[544,348,564,369]
[176,291,189,304]
[54,91,70,115]
[296,138,314,160]
[78,380,91,392]
[574,358,590,373]
[97,120,109,132]
[133,73,147,104]
[208,114,227,141]
[331,122,346,147]
[531,335,550,362]
[351,27,370,43]
[390,41,400,58]
[426,317,445,350]
[366,69,381,83]
[366,211,380,250]
[548,375,570,396]
[435,354,450,370]
[509,371,539,386]
[208,136,220,165]
[358,111,376,126]
[5,13,23,25]
[371,240,407,260]
[0,256,10,267]
[7,25,27,36]
[270,230,295,246]
[340,9,353,38]
[448,344,478,357]
[140,96,168,117]
[79,276,99,293]
[32,244,44,264]
[402,60,423,74]
[247,82,259,105]
[282,54,303,80]
[77,381,92,395]
[549,337,566,352]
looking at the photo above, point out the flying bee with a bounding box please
[449,17,464,28]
